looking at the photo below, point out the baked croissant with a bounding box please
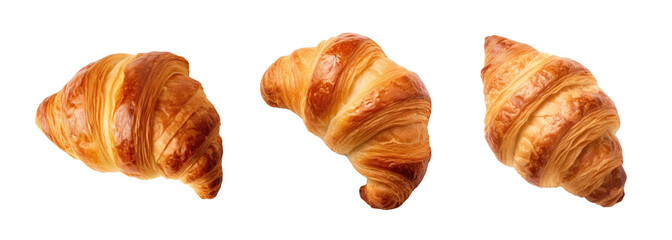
[261,33,431,209]
[36,52,223,199]
[481,36,626,207]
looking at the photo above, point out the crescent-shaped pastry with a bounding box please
[36,52,223,199]
[481,36,626,206]
[261,33,431,209]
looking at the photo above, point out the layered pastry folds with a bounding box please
[36,52,222,199]
[481,36,626,206]
[261,33,432,209]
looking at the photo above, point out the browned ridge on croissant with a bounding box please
[261,33,432,209]
[36,52,223,199]
[481,36,626,207]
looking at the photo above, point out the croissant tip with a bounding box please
[193,187,220,199]
[260,59,287,109]
[359,184,402,210]
[35,95,53,137]
[484,35,511,48]
[338,32,365,39]
[580,165,626,207]
[485,35,503,40]
[190,174,223,199]
[196,192,218,199]
[484,34,505,41]
[359,184,369,201]
[594,191,624,207]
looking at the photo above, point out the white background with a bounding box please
[1,0,670,239]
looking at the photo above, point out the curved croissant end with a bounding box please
[481,36,626,207]
[261,33,431,209]
[36,52,223,199]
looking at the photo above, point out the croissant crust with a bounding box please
[481,36,626,207]
[261,33,431,209]
[36,52,223,199]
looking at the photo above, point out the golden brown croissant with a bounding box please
[481,36,626,206]
[36,52,223,199]
[261,33,431,209]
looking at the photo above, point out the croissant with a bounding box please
[261,33,431,209]
[481,36,626,206]
[36,52,223,199]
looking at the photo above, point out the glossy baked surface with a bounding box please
[36,52,222,199]
[481,36,626,207]
[261,33,431,209]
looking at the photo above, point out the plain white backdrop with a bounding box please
[1,0,670,239]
